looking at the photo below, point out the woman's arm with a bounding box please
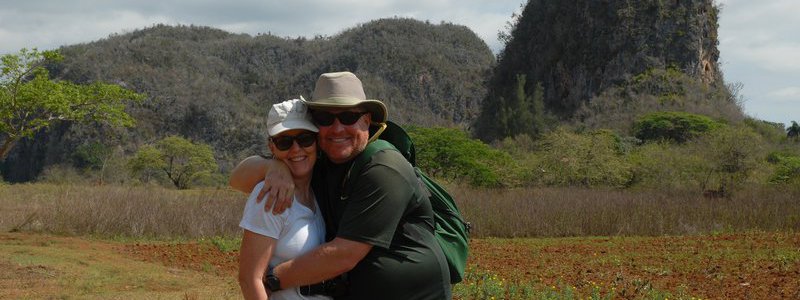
[229,156,294,214]
[238,230,277,300]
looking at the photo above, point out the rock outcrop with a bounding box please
[475,0,731,141]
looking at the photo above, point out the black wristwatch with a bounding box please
[264,269,282,292]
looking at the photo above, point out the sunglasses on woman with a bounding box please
[270,132,317,151]
[311,110,367,126]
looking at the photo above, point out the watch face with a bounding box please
[266,274,281,291]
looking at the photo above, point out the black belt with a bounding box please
[299,282,327,296]
[299,274,349,296]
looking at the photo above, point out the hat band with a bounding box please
[308,96,367,106]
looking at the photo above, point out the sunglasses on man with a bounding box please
[311,110,367,126]
[270,132,317,151]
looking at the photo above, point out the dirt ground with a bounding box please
[123,232,800,299]
[125,241,240,277]
[467,233,800,299]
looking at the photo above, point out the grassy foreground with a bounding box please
[0,233,239,299]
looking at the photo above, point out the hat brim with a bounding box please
[268,119,319,137]
[301,96,388,124]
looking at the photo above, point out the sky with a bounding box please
[1,0,797,126]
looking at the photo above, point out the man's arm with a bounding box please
[229,155,295,214]
[229,155,268,193]
[271,237,371,288]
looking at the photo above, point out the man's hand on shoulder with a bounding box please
[229,155,295,215]
[259,159,294,215]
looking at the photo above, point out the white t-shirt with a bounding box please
[239,182,330,300]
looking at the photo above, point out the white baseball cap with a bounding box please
[267,99,318,137]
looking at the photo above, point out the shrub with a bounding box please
[496,134,544,185]
[627,141,707,190]
[744,117,785,144]
[536,128,633,187]
[37,164,92,184]
[633,111,723,143]
[408,126,518,187]
[694,125,767,193]
[768,153,800,184]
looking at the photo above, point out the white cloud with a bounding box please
[725,42,800,73]
[718,0,800,73]
[716,0,800,124]
[768,87,800,99]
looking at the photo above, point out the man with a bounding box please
[229,72,451,299]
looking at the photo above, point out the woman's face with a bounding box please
[268,129,317,180]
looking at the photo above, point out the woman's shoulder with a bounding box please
[244,182,290,219]
[247,181,267,199]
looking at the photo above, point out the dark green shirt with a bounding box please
[312,148,451,300]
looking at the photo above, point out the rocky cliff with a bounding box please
[475,0,737,141]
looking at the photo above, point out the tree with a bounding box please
[0,48,144,160]
[529,81,547,136]
[128,136,217,189]
[509,74,535,137]
[787,121,800,140]
[634,111,723,143]
[127,145,164,183]
[494,74,548,139]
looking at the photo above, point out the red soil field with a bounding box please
[124,232,800,299]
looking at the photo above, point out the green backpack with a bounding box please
[345,121,470,284]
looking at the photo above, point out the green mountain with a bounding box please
[2,19,494,181]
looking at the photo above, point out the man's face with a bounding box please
[313,108,371,164]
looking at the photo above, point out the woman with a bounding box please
[238,99,330,300]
